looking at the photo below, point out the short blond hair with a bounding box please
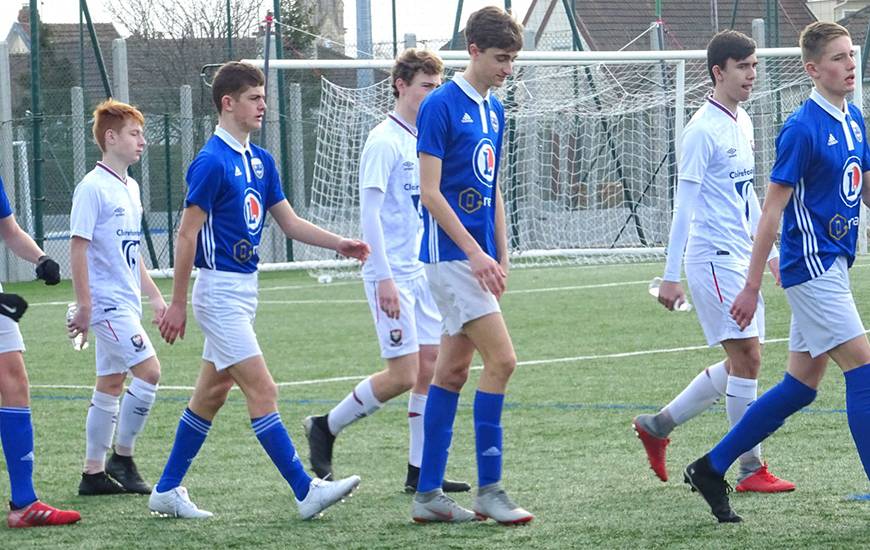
[800,22,850,62]
[92,99,144,152]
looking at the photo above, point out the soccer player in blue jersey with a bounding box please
[410,6,533,525]
[148,61,370,520]
[0,175,80,527]
[685,22,870,523]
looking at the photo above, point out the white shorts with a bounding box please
[785,256,865,358]
[91,309,156,376]
[685,261,765,347]
[364,274,441,359]
[0,315,24,354]
[424,260,501,336]
[192,269,262,371]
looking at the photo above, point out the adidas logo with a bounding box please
[461,113,473,123]
[235,166,243,176]
[21,451,34,462]
[482,446,501,457]
[828,133,838,146]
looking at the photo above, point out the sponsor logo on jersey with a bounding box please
[389,329,402,346]
[840,156,862,207]
[121,239,140,270]
[458,187,484,214]
[113,206,126,217]
[852,119,863,143]
[233,238,255,263]
[829,213,859,240]
[828,133,839,146]
[402,160,415,171]
[251,157,265,179]
[461,113,473,123]
[472,138,497,187]
[243,188,264,234]
[726,147,737,158]
[490,110,499,133]
[130,334,146,352]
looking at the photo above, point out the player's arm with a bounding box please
[0,215,44,264]
[419,153,506,298]
[658,178,699,310]
[863,171,870,208]
[360,187,399,319]
[68,236,91,341]
[139,257,167,324]
[268,200,369,261]
[158,205,207,344]
[731,182,792,329]
[494,181,509,277]
[747,185,781,286]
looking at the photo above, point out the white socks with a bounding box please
[407,393,427,467]
[116,378,158,456]
[85,390,119,472]
[662,360,728,426]
[726,375,763,474]
[327,377,384,435]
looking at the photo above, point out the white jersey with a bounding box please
[70,162,144,323]
[359,113,425,282]
[681,98,758,265]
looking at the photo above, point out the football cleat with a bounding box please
[684,455,742,523]
[404,464,471,494]
[148,486,213,519]
[412,489,478,523]
[8,500,81,528]
[296,475,360,520]
[633,415,670,482]
[78,471,125,496]
[473,483,534,525]
[106,453,152,495]
[735,463,796,493]
[303,415,335,480]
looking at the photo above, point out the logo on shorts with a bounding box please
[130,334,146,352]
[233,239,255,263]
[244,188,264,235]
[389,329,403,346]
[458,187,483,214]
[472,139,496,187]
[251,157,265,179]
[840,156,862,207]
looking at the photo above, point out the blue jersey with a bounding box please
[0,177,13,219]
[417,74,505,263]
[770,89,870,288]
[186,127,285,273]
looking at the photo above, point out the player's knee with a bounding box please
[132,359,161,386]
[251,379,279,409]
[0,364,29,403]
[488,353,517,380]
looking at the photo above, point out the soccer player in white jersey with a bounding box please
[303,49,470,493]
[685,22,870,523]
[149,62,369,520]
[0,173,80,527]
[410,7,533,525]
[68,99,166,497]
[632,30,794,494]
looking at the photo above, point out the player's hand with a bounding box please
[730,286,759,330]
[159,302,187,344]
[657,280,685,311]
[0,293,28,322]
[377,278,400,319]
[337,238,370,262]
[469,250,506,299]
[150,296,168,325]
[768,257,781,287]
[35,255,61,285]
[67,303,90,343]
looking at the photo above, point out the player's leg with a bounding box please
[79,369,126,495]
[827,335,870,484]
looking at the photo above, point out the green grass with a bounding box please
[3,261,870,548]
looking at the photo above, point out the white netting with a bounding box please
[295,49,817,274]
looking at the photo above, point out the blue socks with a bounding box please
[709,373,816,476]
[845,364,870,480]
[474,390,504,488]
[252,412,312,501]
[0,407,38,509]
[418,385,460,493]
[156,408,211,493]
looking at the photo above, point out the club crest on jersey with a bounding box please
[840,157,862,207]
[130,334,146,352]
[472,138,497,187]
[251,157,265,179]
[490,110,499,133]
[852,120,863,143]
[121,239,139,270]
[244,188,264,234]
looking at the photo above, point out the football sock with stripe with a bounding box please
[660,360,727,434]
[844,364,870,480]
[252,412,312,500]
[85,390,119,471]
[725,375,763,477]
[327,377,383,435]
[155,408,211,493]
[709,372,815,476]
[417,385,459,493]
[408,393,427,468]
[0,407,38,509]
[115,377,158,456]
[474,390,504,488]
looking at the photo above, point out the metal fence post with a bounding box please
[112,38,129,103]
[71,87,86,183]
[164,113,173,267]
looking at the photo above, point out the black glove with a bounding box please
[0,293,28,322]
[35,255,61,285]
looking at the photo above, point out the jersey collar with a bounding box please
[706,96,738,122]
[388,112,417,138]
[95,161,127,185]
[214,125,252,155]
[452,73,491,105]
[809,88,849,122]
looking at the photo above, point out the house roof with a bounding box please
[840,5,870,52]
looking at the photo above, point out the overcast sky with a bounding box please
[0,1,534,51]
